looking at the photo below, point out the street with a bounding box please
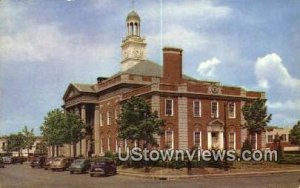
[0,164,299,188]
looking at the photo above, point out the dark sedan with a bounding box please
[30,156,46,168]
[89,160,116,177]
[69,158,91,174]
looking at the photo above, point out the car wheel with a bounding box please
[70,171,73,174]
[90,174,93,177]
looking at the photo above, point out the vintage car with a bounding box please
[44,157,56,170]
[69,158,91,174]
[30,156,46,168]
[50,157,72,171]
[89,160,117,177]
[2,156,13,164]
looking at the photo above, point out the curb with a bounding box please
[117,169,300,180]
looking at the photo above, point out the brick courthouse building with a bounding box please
[55,10,267,157]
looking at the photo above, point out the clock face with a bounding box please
[133,48,143,58]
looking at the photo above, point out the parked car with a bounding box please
[0,158,5,168]
[50,157,71,171]
[44,157,56,170]
[2,156,13,164]
[30,156,46,168]
[69,158,91,174]
[89,160,117,177]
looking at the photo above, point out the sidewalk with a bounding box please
[117,167,300,180]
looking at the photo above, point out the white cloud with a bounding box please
[141,1,231,22]
[197,57,221,77]
[267,100,300,110]
[255,53,300,90]
[0,22,117,66]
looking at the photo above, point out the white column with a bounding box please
[208,132,212,150]
[255,133,258,150]
[94,105,100,155]
[219,132,224,150]
[81,104,87,157]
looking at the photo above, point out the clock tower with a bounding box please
[120,10,147,71]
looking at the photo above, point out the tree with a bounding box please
[22,126,35,160]
[290,121,300,145]
[6,133,25,157]
[118,96,165,149]
[40,108,86,157]
[242,99,272,147]
[35,140,48,155]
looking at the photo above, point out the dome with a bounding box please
[126,10,140,22]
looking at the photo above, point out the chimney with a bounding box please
[162,47,183,83]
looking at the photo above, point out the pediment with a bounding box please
[208,119,224,132]
[63,84,80,101]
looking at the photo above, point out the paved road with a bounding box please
[0,164,299,188]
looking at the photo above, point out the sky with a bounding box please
[0,0,299,135]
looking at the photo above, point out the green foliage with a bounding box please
[117,96,165,148]
[242,99,272,134]
[5,133,25,156]
[35,140,48,155]
[290,121,300,145]
[241,138,253,152]
[22,126,35,152]
[40,108,86,147]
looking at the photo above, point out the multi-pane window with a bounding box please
[194,131,201,148]
[211,101,219,118]
[107,111,111,125]
[267,135,273,143]
[193,100,201,117]
[165,130,173,149]
[229,132,235,149]
[100,138,103,153]
[115,108,118,120]
[165,99,173,116]
[281,134,287,142]
[228,102,236,118]
[107,137,111,151]
[100,113,103,126]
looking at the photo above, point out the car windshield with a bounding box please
[74,159,84,164]
[94,161,106,166]
[54,158,63,162]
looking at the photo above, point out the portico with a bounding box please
[207,119,224,150]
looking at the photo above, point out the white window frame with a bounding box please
[228,102,236,119]
[165,130,174,149]
[107,111,111,125]
[115,139,118,152]
[193,100,201,117]
[211,101,219,118]
[228,132,236,150]
[267,135,273,143]
[100,138,103,154]
[193,131,202,148]
[165,99,174,116]
[115,108,118,120]
[100,113,103,126]
[107,137,111,151]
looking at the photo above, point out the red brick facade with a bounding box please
[60,10,267,157]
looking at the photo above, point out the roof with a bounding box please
[72,83,95,92]
[126,10,140,22]
[112,60,196,80]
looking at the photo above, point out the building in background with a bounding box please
[265,127,300,151]
[59,9,267,157]
[0,136,44,157]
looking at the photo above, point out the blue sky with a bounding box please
[0,0,299,135]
